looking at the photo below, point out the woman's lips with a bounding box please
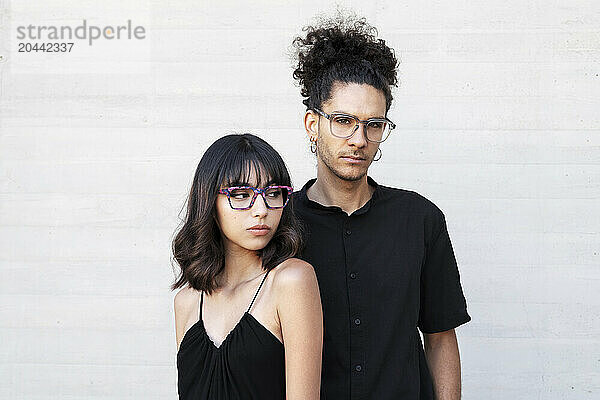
[247,225,271,236]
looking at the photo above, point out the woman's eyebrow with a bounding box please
[226,180,250,187]
[226,177,276,188]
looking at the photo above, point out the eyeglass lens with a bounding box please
[228,187,289,209]
[331,115,390,142]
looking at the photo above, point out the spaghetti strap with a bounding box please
[247,270,269,313]
[198,291,204,320]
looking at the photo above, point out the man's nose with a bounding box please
[346,123,368,148]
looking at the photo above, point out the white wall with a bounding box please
[1,1,598,399]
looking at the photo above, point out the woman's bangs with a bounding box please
[220,146,288,188]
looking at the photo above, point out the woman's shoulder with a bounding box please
[174,285,200,319]
[268,259,322,327]
[269,258,318,293]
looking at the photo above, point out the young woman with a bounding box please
[172,134,322,400]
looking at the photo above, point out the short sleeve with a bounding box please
[418,206,471,334]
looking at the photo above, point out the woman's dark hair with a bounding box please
[171,134,303,294]
[292,13,399,112]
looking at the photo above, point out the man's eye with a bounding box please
[334,117,353,125]
[369,122,383,129]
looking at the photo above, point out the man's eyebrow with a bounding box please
[332,110,386,119]
[332,110,354,115]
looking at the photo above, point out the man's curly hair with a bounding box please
[292,14,398,112]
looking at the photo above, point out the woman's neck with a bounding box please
[218,241,264,289]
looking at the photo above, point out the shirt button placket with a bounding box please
[344,217,364,399]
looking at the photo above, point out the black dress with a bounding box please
[177,270,286,399]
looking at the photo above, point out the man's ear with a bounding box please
[304,110,319,143]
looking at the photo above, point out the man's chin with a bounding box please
[320,156,370,182]
[332,167,368,182]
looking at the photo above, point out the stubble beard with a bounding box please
[317,143,372,182]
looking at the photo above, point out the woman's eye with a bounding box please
[231,191,250,199]
[266,190,282,198]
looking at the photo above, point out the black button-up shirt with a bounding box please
[291,177,471,400]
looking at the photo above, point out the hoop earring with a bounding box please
[373,147,382,161]
[310,139,317,154]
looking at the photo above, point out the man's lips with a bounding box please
[340,155,366,163]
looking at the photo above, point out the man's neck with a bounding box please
[307,169,375,216]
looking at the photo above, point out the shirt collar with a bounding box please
[298,176,380,216]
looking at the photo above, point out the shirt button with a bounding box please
[349,272,356,279]
[355,364,362,372]
[345,229,351,235]
[354,318,361,325]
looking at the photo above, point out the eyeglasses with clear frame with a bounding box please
[218,185,293,210]
[313,108,396,143]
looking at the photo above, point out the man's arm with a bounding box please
[423,329,462,400]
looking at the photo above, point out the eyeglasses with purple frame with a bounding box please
[218,185,294,210]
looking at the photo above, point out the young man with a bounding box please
[290,16,471,400]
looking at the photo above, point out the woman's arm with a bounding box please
[274,259,323,400]
[174,287,198,351]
